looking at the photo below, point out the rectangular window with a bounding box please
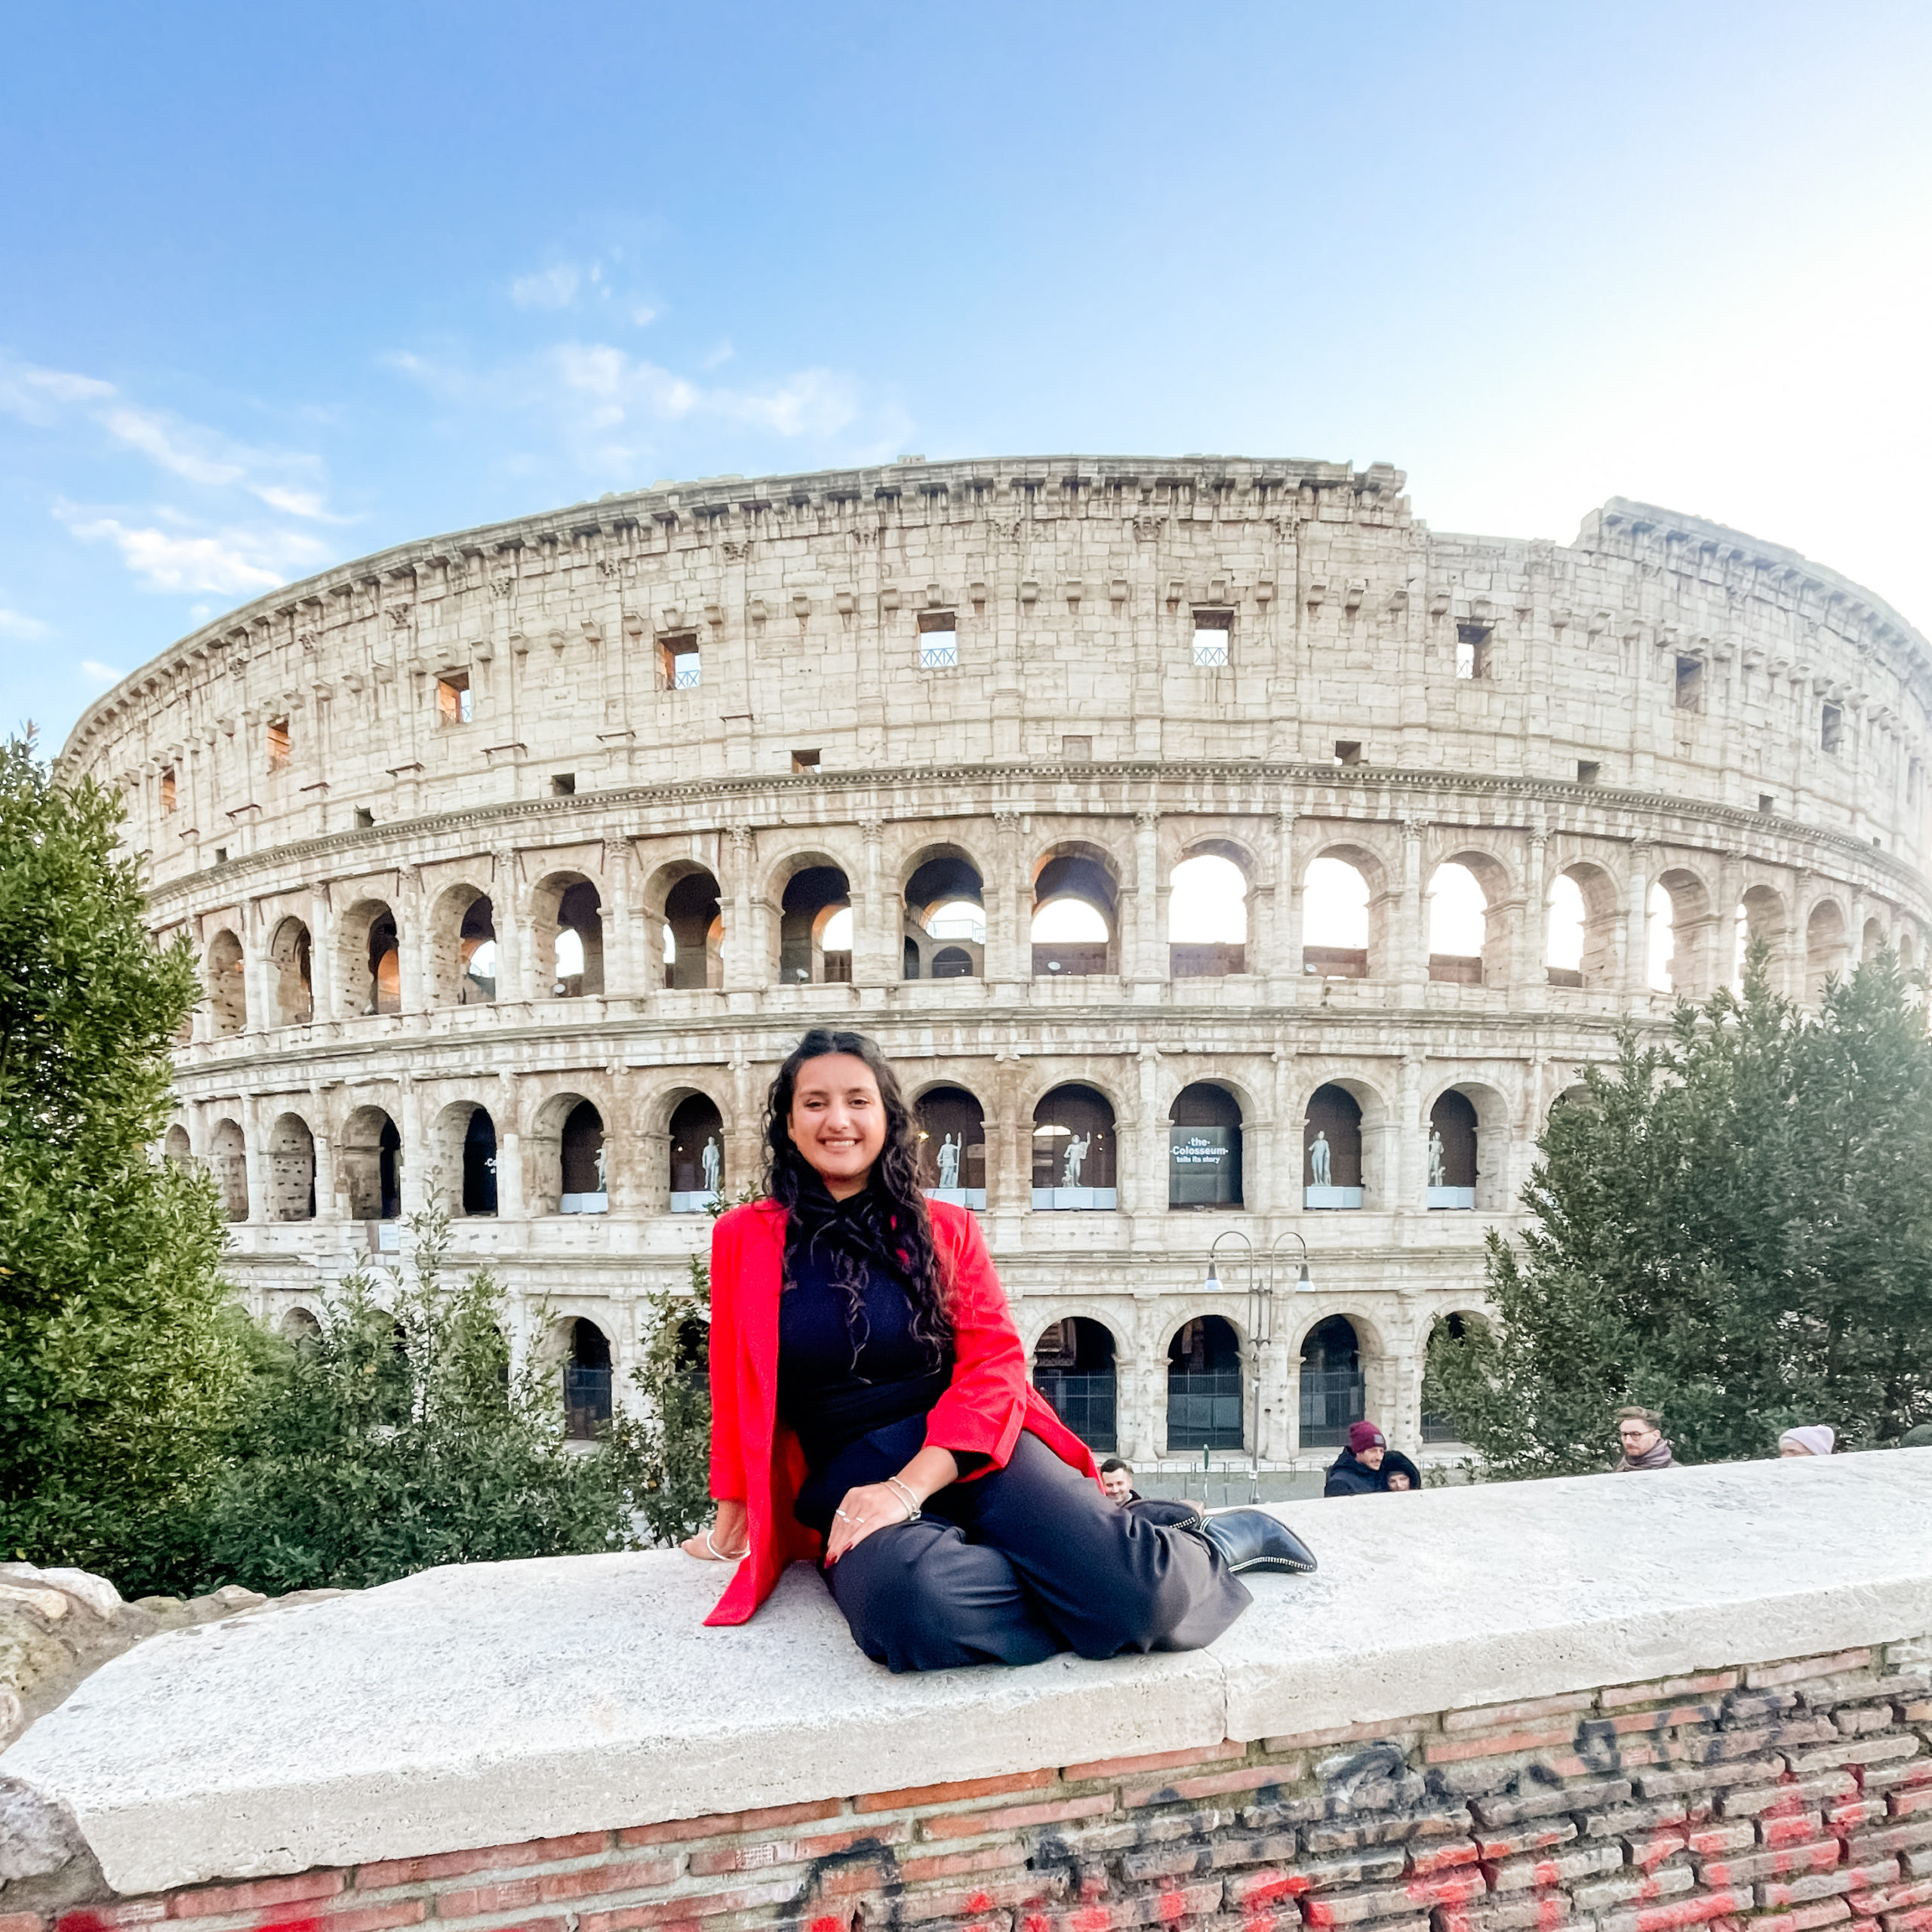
[1334,740,1364,767]
[214,847,228,864]
[1192,609,1232,667]
[1456,623,1491,679]
[355,806,375,829]
[551,773,576,796]
[1822,703,1843,755]
[1758,792,1775,814]
[659,632,701,690]
[435,672,472,726]
[266,717,291,772]
[160,766,177,814]
[1675,656,1704,711]
[1577,760,1601,785]
[791,749,821,773]
[1062,735,1093,761]
[918,609,958,669]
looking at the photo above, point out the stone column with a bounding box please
[397,867,427,1016]
[308,884,336,1027]
[600,836,636,999]
[312,1099,341,1223]
[243,1103,269,1224]
[1398,1050,1425,1214]
[1124,1044,1161,1244]
[492,848,525,1003]
[1280,813,1306,995]
[1520,830,1549,1010]
[723,827,758,995]
[495,1071,525,1220]
[398,1077,426,1218]
[242,900,270,1035]
[1395,820,1427,1002]
[851,819,893,992]
[1626,842,1654,1004]
[1131,808,1163,997]
[986,811,1022,989]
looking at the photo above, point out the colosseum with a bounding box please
[57,454,1932,1479]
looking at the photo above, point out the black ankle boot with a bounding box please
[1198,1509,1318,1574]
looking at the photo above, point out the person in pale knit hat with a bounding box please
[1779,1425,1835,1457]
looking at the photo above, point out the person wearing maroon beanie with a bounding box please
[1324,1420,1390,1497]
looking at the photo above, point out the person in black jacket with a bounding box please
[1380,1449,1422,1491]
[1324,1421,1388,1496]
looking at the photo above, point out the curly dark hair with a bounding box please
[762,1029,952,1363]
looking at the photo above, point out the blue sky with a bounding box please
[5,1,1930,751]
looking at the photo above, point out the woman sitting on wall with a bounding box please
[685,1027,1316,1672]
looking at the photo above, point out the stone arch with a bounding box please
[209,1116,249,1221]
[266,1112,316,1221]
[1652,864,1717,998]
[337,898,400,1018]
[1422,1078,1512,1212]
[1031,1081,1118,1209]
[1303,841,1389,979]
[1031,839,1122,977]
[1421,1309,1495,1445]
[902,845,986,980]
[914,1082,986,1204]
[1737,880,1790,989]
[1165,1312,1246,1452]
[280,1305,324,1346]
[1168,1080,1244,1210]
[560,1315,614,1441]
[1030,1314,1119,1453]
[1863,915,1887,963]
[267,916,313,1026]
[428,1101,498,1217]
[205,929,246,1035]
[163,1122,192,1171]
[340,1104,402,1220]
[1296,1312,1367,1450]
[645,860,725,992]
[769,854,852,986]
[528,1090,608,1215]
[532,870,605,998]
[1806,897,1850,1006]
[1169,839,1253,979]
[1427,847,1517,987]
[1548,860,1622,989]
[667,1089,726,1211]
[426,881,497,1007]
[1302,1073,1392,1208]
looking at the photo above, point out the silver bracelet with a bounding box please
[882,1475,923,1522]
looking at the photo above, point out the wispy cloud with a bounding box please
[0,607,49,639]
[56,503,330,595]
[79,659,125,686]
[507,252,659,328]
[511,263,582,310]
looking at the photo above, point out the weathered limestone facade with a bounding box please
[57,455,1932,1465]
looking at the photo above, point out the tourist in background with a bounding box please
[1779,1425,1835,1457]
[1099,1457,1139,1503]
[1614,1407,1675,1470]
[1324,1421,1388,1495]
[1381,1449,1422,1491]
[686,1028,1316,1672]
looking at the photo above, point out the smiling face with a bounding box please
[1358,1443,1386,1472]
[786,1052,888,1197]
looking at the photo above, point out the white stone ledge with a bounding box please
[6,1452,1931,1897]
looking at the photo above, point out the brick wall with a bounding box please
[23,1638,1931,1932]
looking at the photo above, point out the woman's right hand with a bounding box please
[681,1499,748,1562]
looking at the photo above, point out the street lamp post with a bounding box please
[1263,1232,1313,1487]
[1201,1229,1253,1500]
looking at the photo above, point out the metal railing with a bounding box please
[1167,1368,1243,1450]
[563,1365,613,1441]
[1035,1371,1117,1452]
[1300,1367,1366,1447]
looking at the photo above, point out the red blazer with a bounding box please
[703,1195,1100,1626]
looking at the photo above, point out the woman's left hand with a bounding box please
[823,1481,917,1563]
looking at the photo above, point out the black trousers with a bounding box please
[818,1432,1253,1673]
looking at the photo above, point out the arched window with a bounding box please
[663,869,724,989]
[460,897,497,1004]
[463,1108,498,1217]
[267,1114,315,1221]
[1427,1091,1478,1208]
[552,881,602,996]
[1169,854,1248,979]
[206,931,247,1035]
[1546,873,1586,986]
[560,1101,607,1214]
[269,918,313,1026]
[1304,1084,1364,1208]
[903,853,985,980]
[1303,857,1370,977]
[563,1318,613,1440]
[1168,1316,1242,1451]
[281,1306,323,1346]
[1647,881,1675,991]
[1031,851,1116,977]
[368,909,401,1014]
[780,866,852,984]
[211,1118,249,1222]
[1863,917,1886,964]
[916,1086,986,1207]
[1426,863,1487,984]
[1422,1311,1490,1444]
[1032,1084,1117,1209]
[163,1124,192,1171]
[1300,1315,1364,1447]
[668,1094,724,1211]
[340,1107,401,1222]
[1033,1318,1116,1451]
[1169,1082,1243,1208]
[1806,900,1848,1006]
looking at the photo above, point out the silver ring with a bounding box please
[835,1509,850,1519]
